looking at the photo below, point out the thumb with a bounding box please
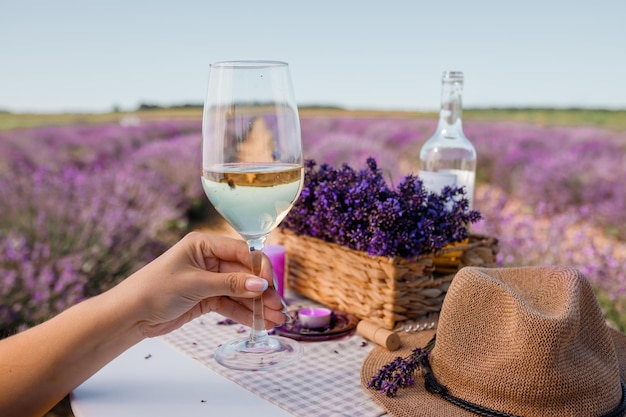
[217,272,269,298]
[243,275,269,293]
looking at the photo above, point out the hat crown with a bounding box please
[432,266,622,416]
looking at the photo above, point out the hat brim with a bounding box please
[361,327,626,417]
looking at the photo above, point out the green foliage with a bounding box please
[2,107,626,131]
[464,108,626,131]
[597,291,626,332]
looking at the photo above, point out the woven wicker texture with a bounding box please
[361,266,626,417]
[274,229,498,329]
[432,234,499,274]
[275,229,443,329]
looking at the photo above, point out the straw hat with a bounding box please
[361,266,626,417]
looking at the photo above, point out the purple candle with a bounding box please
[265,244,286,297]
[299,307,332,329]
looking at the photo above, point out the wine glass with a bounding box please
[201,60,304,370]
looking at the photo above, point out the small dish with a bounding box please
[273,309,358,341]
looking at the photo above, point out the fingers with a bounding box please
[209,297,286,328]
[187,231,250,264]
[185,231,275,278]
[185,232,260,274]
[213,272,269,298]
[225,285,284,318]
[173,232,287,321]
[244,277,268,292]
[230,286,283,312]
[187,233,281,303]
[200,271,285,320]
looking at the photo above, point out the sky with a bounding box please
[1,0,625,113]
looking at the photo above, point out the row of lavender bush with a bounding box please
[1,115,625,333]
[0,121,203,333]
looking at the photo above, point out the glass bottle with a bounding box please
[419,71,476,209]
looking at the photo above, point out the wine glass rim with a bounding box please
[210,60,289,69]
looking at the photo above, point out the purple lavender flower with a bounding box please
[281,158,481,258]
[368,346,431,397]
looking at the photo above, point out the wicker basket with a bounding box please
[433,234,500,275]
[274,229,453,329]
[273,229,500,330]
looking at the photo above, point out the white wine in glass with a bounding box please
[201,61,304,370]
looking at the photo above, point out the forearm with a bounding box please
[0,289,145,417]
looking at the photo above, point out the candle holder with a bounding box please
[273,309,358,341]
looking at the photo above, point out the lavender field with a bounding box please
[1,113,626,333]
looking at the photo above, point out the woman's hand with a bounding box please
[114,231,287,338]
[0,231,288,417]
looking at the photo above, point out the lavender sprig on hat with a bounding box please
[280,158,482,259]
[368,337,435,397]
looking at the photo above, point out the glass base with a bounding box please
[214,335,303,371]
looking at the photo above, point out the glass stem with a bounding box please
[248,237,269,347]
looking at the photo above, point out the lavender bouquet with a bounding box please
[280,158,482,259]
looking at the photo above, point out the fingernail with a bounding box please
[272,272,279,291]
[245,277,268,292]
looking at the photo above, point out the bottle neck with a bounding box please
[437,72,464,137]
